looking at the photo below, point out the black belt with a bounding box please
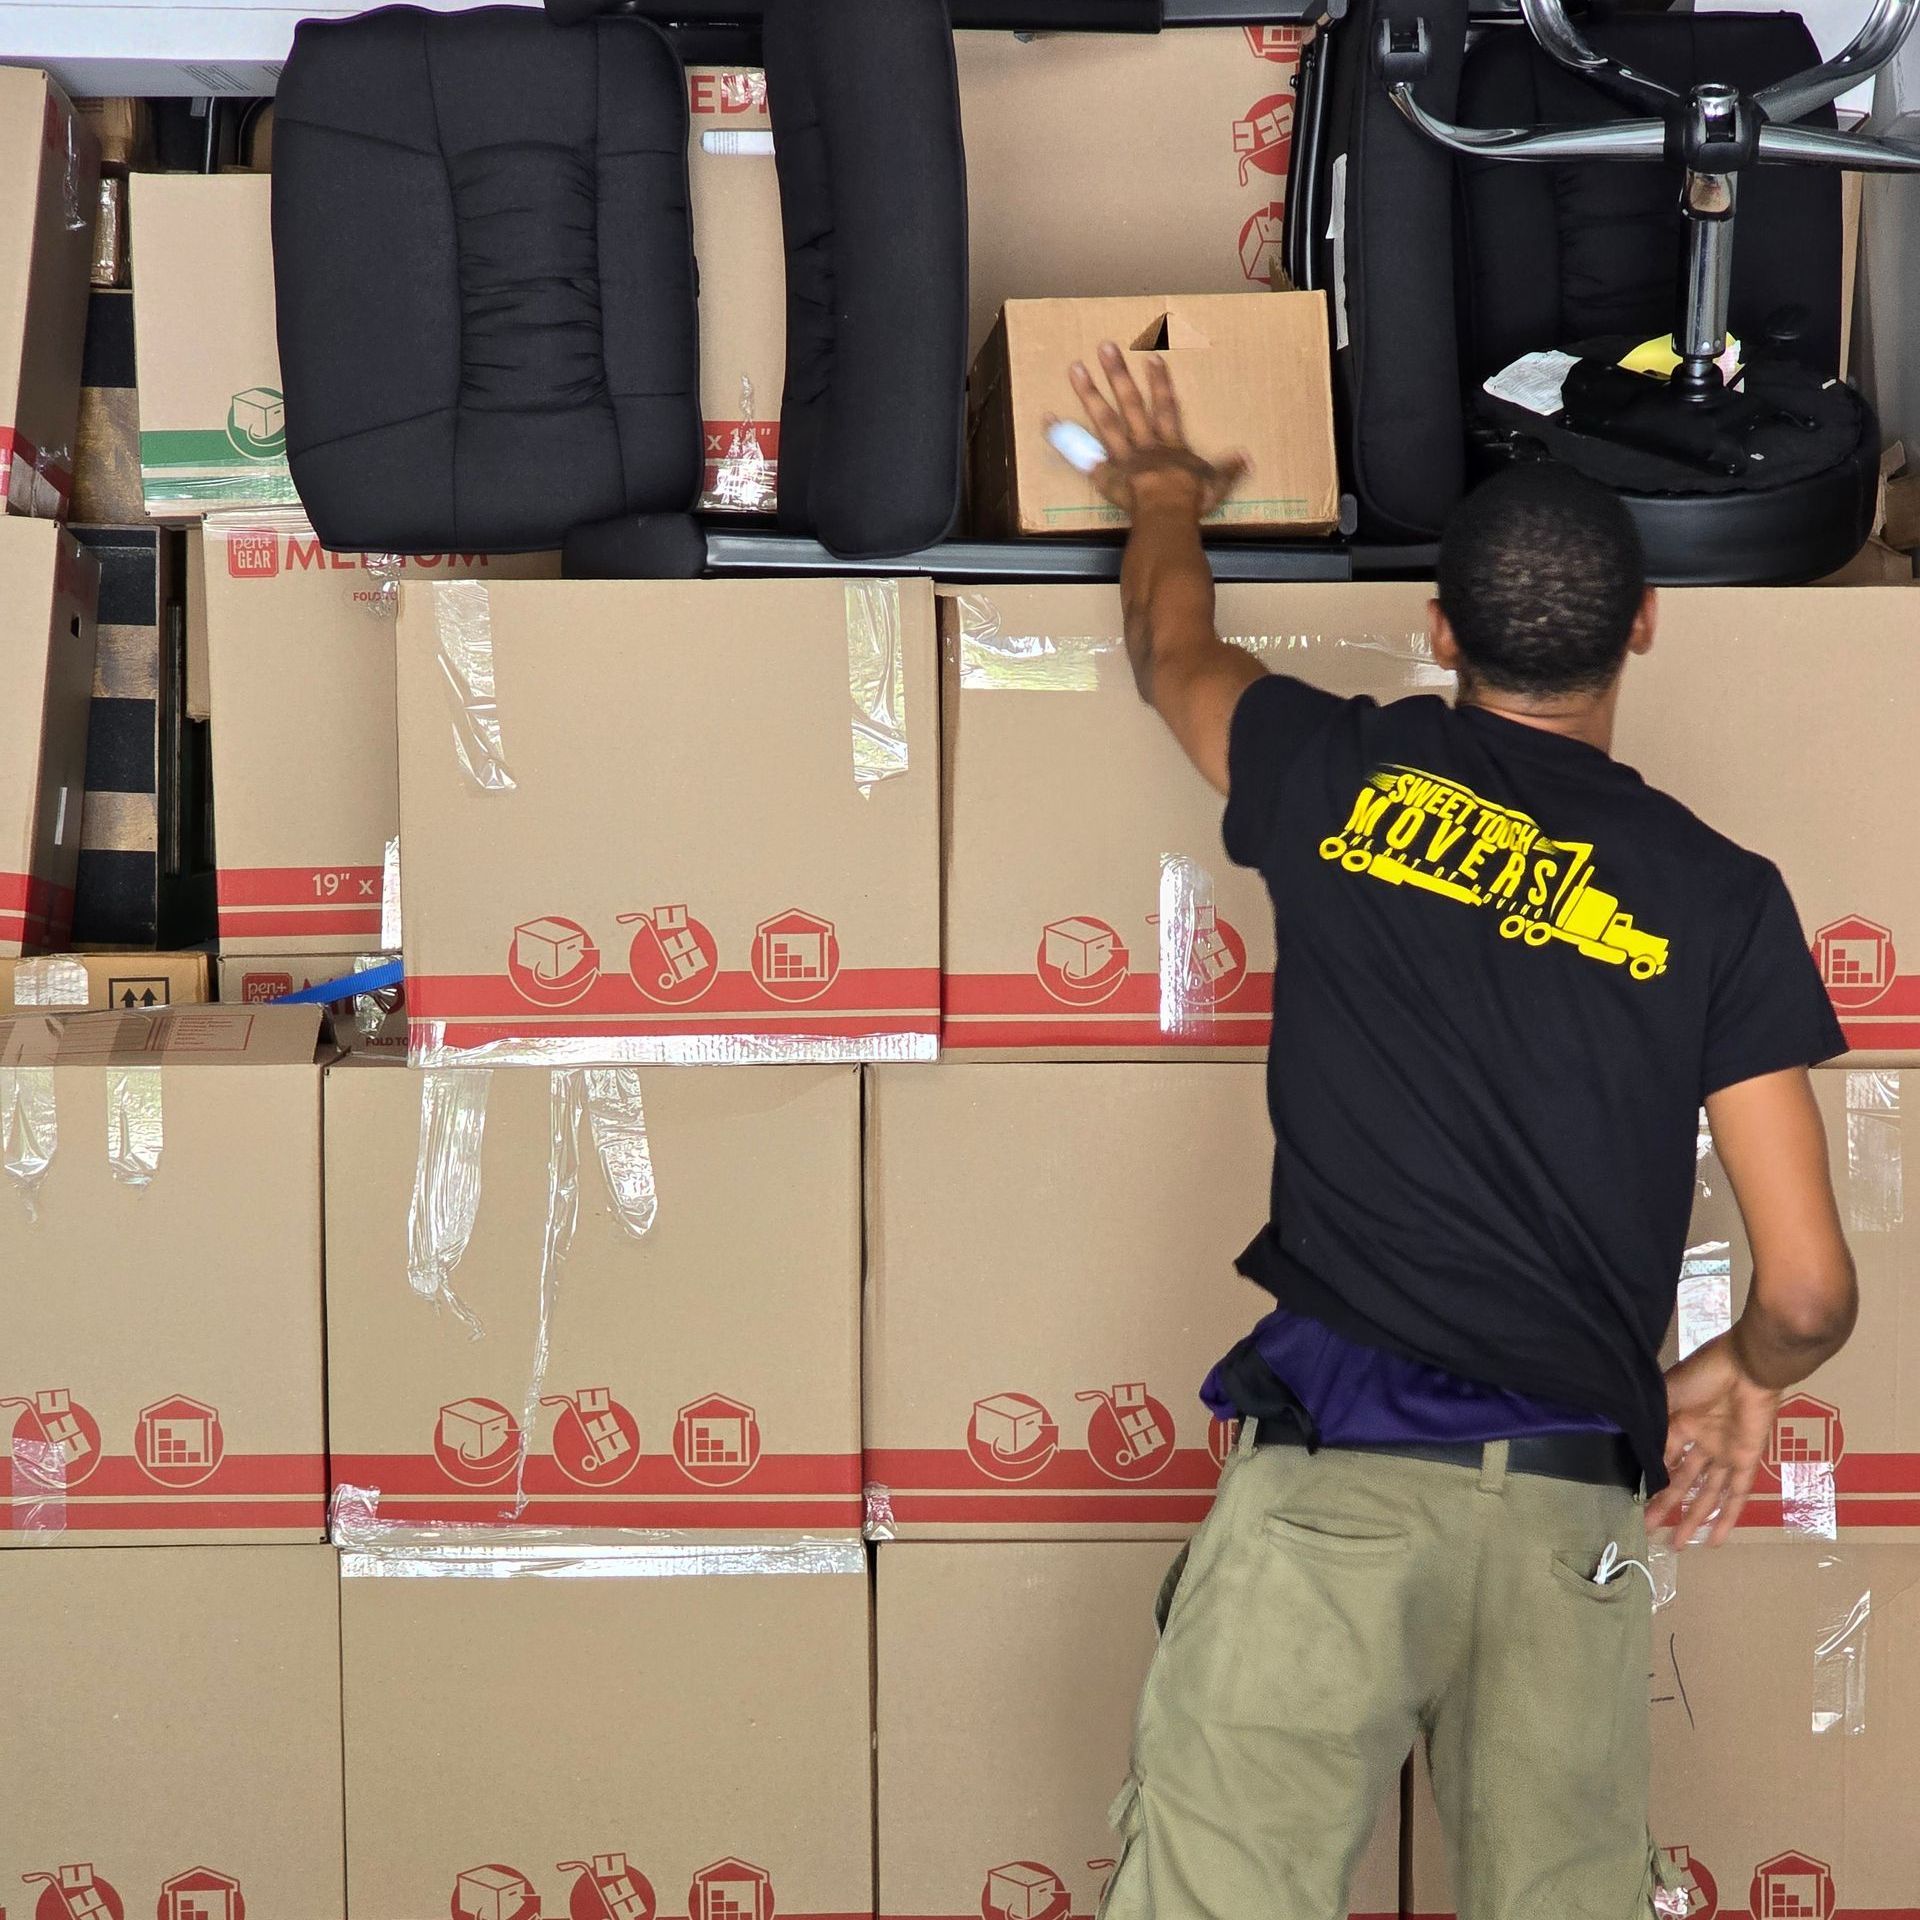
[1253,1421,1641,1492]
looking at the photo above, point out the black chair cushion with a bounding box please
[1456,13,1841,385]
[273,5,701,552]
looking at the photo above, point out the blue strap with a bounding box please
[269,959,405,1004]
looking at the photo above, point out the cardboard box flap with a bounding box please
[0,1002,322,1065]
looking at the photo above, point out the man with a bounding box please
[1060,344,1859,1920]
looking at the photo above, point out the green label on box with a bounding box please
[140,428,299,510]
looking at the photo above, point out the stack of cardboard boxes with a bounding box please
[6,24,1920,1920]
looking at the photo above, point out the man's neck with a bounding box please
[1456,679,1620,755]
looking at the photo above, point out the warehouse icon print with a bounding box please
[1321,766,1669,980]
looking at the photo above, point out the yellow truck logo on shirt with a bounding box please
[1321,766,1670,981]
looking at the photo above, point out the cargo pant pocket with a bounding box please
[1643,1836,1699,1919]
[1096,1777,1146,1920]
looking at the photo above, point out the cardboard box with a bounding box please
[877,1541,1402,1920]
[341,1547,873,1920]
[394,576,942,1065]
[865,1063,1273,1539]
[0,520,101,958]
[1,1544,345,1918]
[2,948,208,1013]
[957,27,1312,357]
[1612,589,1920,1058]
[688,67,783,514]
[217,950,407,1055]
[130,173,297,519]
[325,1059,863,1535]
[1406,1543,1920,1917]
[202,512,560,954]
[969,294,1339,539]
[940,581,1437,1058]
[74,96,152,173]
[0,69,99,517]
[1678,1066,1920,1541]
[0,1005,328,1544]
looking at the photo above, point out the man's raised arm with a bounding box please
[1061,343,1266,795]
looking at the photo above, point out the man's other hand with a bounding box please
[1057,342,1250,523]
[1645,1332,1781,1547]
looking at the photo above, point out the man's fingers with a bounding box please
[1202,452,1252,516]
[1704,1466,1755,1547]
[1143,354,1185,443]
[1675,1462,1732,1542]
[1069,361,1131,458]
[1098,341,1155,444]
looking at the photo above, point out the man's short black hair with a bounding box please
[1436,464,1646,697]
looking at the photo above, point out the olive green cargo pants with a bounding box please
[1099,1426,1674,1920]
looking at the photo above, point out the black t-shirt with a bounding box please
[1224,676,1846,1490]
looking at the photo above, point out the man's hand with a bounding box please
[1054,343,1265,795]
[1057,342,1250,524]
[1645,1332,1782,1547]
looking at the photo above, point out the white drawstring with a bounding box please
[1592,1540,1659,1594]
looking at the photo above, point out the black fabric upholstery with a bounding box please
[1456,15,1840,385]
[273,5,700,552]
[765,0,966,558]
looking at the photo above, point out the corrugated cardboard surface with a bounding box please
[876,1540,1401,1920]
[1680,1066,1919,1541]
[0,1005,327,1543]
[341,1556,873,1920]
[394,577,941,1064]
[940,581,1438,1058]
[1408,1543,1920,1917]
[130,172,295,517]
[2,948,208,1012]
[1,1545,345,1919]
[326,1060,863,1536]
[0,520,99,957]
[0,67,98,516]
[969,294,1338,538]
[957,27,1310,357]
[217,949,407,1055]
[202,512,559,954]
[1614,588,1920,1060]
[865,1063,1271,1539]
[689,66,782,514]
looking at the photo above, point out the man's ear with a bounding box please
[1429,599,1465,676]
[1627,586,1658,658]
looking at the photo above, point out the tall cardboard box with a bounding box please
[969,295,1339,539]
[394,577,941,1066]
[0,1006,328,1544]
[958,27,1311,355]
[326,1060,863,1536]
[0,69,98,516]
[1,1545,346,1920]
[0,519,100,956]
[877,1541,1402,1920]
[341,1547,873,1920]
[1406,1543,1920,1917]
[865,1063,1272,1539]
[1616,589,1920,1058]
[940,582,1436,1058]
[688,67,782,513]
[130,173,297,518]
[201,512,560,954]
[1682,1066,1920,1541]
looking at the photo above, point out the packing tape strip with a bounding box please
[434,580,516,791]
[863,1482,897,1542]
[408,1024,939,1069]
[1157,853,1232,1040]
[707,373,777,513]
[60,102,88,234]
[332,1484,863,1576]
[1811,1570,1872,1735]
[848,579,909,796]
[1674,1240,1733,1361]
[1782,1459,1841,1542]
[1,1015,60,1213]
[954,590,1447,694]
[380,834,404,954]
[104,1065,162,1189]
[407,1067,492,1335]
[1845,1068,1902,1234]
[8,1436,67,1540]
[10,955,91,1008]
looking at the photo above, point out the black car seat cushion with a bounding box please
[273,5,701,552]
[765,0,966,558]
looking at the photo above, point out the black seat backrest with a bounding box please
[1457,14,1840,385]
